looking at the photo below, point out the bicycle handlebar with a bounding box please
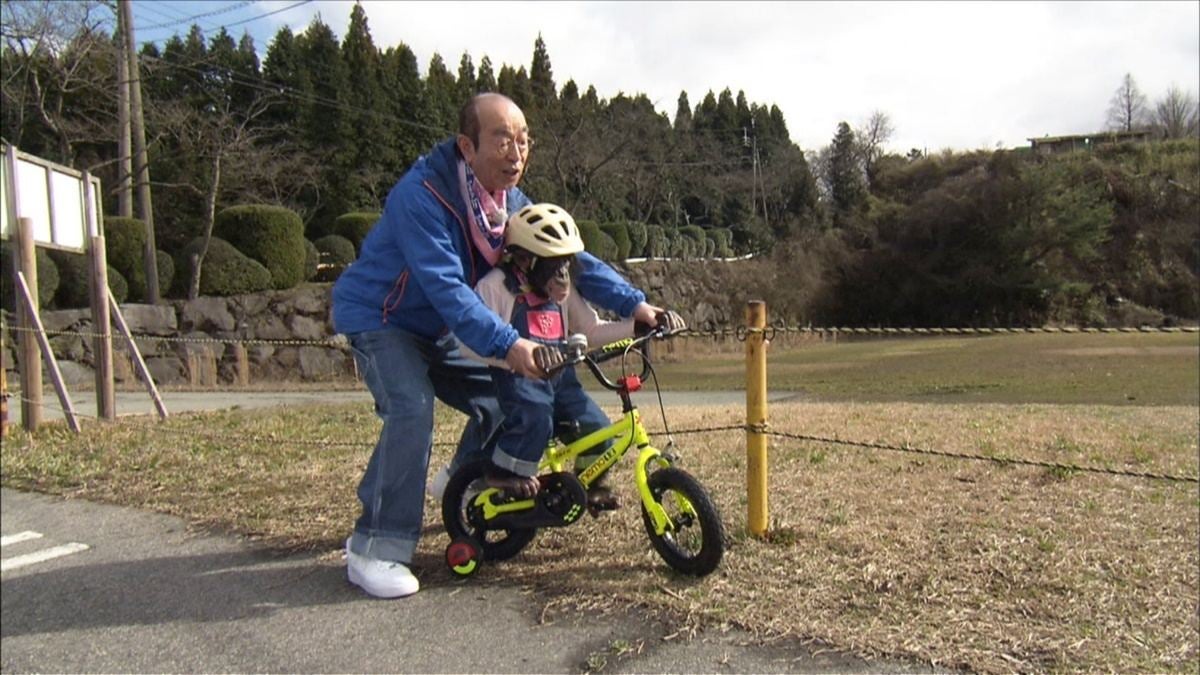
[544,325,680,390]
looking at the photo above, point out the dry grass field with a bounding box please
[2,332,1197,672]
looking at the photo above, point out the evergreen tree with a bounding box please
[379,43,429,168]
[829,121,866,229]
[476,55,496,92]
[529,34,556,109]
[425,52,459,134]
[673,91,692,132]
[338,2,387,212]
[456,52,476,101]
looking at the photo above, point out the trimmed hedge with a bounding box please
[156,250,174,296]
[215,205,306,290]
[645,225,668,258]
[314,234,356,282]
[626,221,648,258]
[1,243,59,311]
[707,228,734,258]
[333,211,380,254]
[176,236,273,296]
[599,222,631,261]
[103,216,147,299]
[303,238,320,281]
[576,219,618,261]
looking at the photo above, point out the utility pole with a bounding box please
[116,3,132,218]
[119,0,159,303]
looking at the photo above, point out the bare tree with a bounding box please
[0,0,116,165]
[1153,84,1200,139]
[854,109,894,187]
[1106,73,1149,133]
[147,88,276,299]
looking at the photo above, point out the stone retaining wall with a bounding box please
[0,260,767,389]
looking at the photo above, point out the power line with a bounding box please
[222,0,312,29]
[134,0,254,32]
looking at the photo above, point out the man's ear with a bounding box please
[456,134,476,163]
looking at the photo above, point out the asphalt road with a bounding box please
[1,488,939,674]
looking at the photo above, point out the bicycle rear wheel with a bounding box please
[441,460,537,562]
[641,467,724,576]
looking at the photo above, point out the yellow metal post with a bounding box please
[745,300,768,537]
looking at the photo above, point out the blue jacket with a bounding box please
[332,138,646,359]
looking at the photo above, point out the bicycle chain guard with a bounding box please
[473,471,588,530]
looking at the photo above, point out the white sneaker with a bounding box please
[346,538,419,598]
[427,465,451,501]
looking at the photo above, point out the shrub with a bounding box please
[576,220,618,261]
[333,212,380,254]
[303,238,319,281]
[626,221,648,257]
[156,250,174,297]
[708,228,734,258]
[314,234,355,281]
[599,222,631,261]
[214,205,306,290]
[47,249,90,308]
[1,243,59,311]
[176,236,273,296]
[644,225,668,258]
[107,265,128,304]
[103,216,147,299]
[49,248,128,307]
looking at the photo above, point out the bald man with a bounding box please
[332,94,665,598]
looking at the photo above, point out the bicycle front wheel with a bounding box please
[640,467,724,576]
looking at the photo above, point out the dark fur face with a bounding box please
[527,254,574,302]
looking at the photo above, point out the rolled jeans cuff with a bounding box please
[349,531,417,565]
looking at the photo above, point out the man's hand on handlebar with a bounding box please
[533,345,566,375]
[505,338,545,379]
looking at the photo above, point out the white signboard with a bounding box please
[1,144,101,252]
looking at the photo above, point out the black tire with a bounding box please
[641,467,724,576]
[441,459,537,562]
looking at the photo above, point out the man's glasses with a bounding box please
[491,135,534,157]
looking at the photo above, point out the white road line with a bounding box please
[1,543,90,572]
[0,531,44,547]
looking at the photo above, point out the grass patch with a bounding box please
[2,332,1197,672]
[646,331,1198,406]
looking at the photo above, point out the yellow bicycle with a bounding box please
[442,327,725,577]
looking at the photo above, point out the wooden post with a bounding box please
[15,272,80,432]
[745,300,769,537]
[87,177,115,420]
[1,326,8,437]
[16,217,42,431]
[234,343,249,387]
[187,350,200,387]
[108,288,168,419]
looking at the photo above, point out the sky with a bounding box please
[129,0,1200,154]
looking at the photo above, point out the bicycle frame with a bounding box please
[472,330,697,535]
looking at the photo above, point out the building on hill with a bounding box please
[1028,130,1152,155]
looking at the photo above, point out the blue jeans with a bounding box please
[346,328,502,565]
[490,366,612,476]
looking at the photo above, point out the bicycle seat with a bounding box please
[555,420,581,438]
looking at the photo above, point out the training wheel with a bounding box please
[446,537,482,577]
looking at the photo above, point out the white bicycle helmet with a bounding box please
[505,203,584,257]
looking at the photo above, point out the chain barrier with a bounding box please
[5,324,346,348]
[4,323,1195,350]
[6,400,1196,484]
[649,422,1198,484]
